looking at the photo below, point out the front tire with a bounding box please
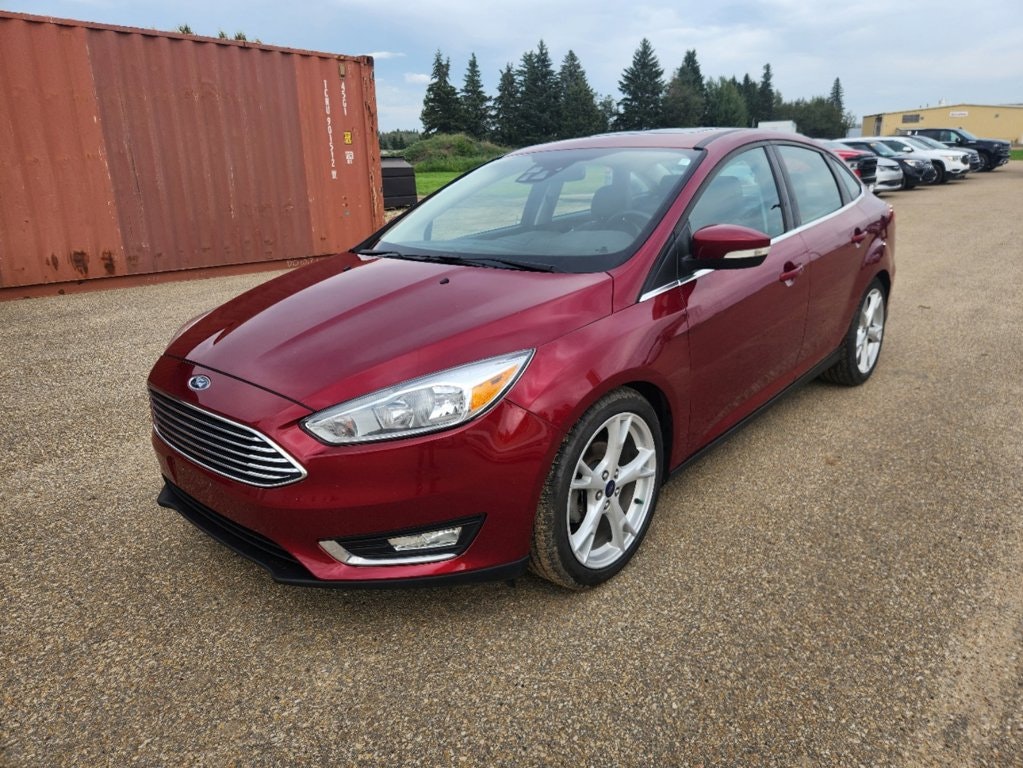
[529,388,663,589]
[932,161,947,184]
[821,279,887,386]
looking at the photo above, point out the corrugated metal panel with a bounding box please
[0,11,384,290]
[0,17,125,286]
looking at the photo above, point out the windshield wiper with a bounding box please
[457,256,559,273]
[353,248,407,259]
[355,249,558,272]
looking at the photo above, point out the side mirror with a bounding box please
[687,224,771,270]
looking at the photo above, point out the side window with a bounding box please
[827,154,862,200]
[688,147,784,238]
[776,145,843,225]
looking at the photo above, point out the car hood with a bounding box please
[168,254,613,411]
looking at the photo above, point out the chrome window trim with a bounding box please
[639,269,713,302]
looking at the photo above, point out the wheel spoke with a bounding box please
[616,447,656,485]
[570,462,602,491]
[604,498,631,552]
[602,414,632,470]
[858,340,870,369]
[569,504,602,563]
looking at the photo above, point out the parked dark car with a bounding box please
[899,127,1010,171]
[905,133,983,172]
[818,140,878,188]
[836,138,938,188]
[150,128,895,590]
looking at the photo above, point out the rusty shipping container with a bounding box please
[0,11,384,296]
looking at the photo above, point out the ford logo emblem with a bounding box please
[188,375,212,391]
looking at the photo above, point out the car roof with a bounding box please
[511,128,815,155]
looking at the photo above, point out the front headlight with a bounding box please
[302,350,534,444]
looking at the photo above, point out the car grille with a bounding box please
[149,388,306,487]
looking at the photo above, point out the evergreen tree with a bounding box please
[557,50,605,139]
[492,64,522,146]
[458,53,490,139]
[663,49,706,127]
[420,50,461,135]
[774,96,845,138]
[516,41,560,144]
[597,94,619,129]
[704,77,748,127]
[740,73,758,126]
[828,77,845,113]
[617,38,665,130]
[757,63,776,123]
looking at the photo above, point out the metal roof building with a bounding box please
[862,104,1023,145]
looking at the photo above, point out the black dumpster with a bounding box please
[381,157,418,208]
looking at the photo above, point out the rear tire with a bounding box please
[529,388,663,589]
[821,279,887,386]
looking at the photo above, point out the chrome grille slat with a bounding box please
[148,404,286,460]
[150,398,279,454]
[155,424,297,477]
[149,389,306,488]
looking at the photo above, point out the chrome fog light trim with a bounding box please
[318,517,484,567]
[319,540,459,567]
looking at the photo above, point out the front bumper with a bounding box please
[149,356,559,585]
[157,481,528,587]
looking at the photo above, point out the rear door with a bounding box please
[772,144,868,371]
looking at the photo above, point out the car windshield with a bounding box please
[859,141,898,157]
[897,136,934,151]
[880,139,917,153]
[372,147,700,273]
[956,129,978,140]
[910,135,951,150]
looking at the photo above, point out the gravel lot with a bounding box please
[2,163,1021,767]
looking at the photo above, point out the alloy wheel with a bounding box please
[566,412,658,569]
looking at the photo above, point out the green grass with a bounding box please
[1011,149,1023,161]
[415,171,460,198]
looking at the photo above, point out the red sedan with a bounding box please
[149,128,895,589]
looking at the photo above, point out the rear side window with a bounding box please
[827,155,862,201]
[776,145,843,225]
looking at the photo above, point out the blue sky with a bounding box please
[4,0,1021,131]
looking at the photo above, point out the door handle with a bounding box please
[779,262,804,283]
[851,228,867,244]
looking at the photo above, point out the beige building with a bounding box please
[862,103,1023,145]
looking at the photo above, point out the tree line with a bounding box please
[401,39,853,149]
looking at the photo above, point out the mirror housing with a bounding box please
[686,224,771,270]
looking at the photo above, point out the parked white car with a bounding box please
[899,133,982,173]
[874,158,904,193]
[877,136,970,183]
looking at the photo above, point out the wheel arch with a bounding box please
[874,268,892,301]
[621,380,675,479]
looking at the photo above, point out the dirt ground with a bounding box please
[1,163,1021,766]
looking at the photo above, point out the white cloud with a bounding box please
[404,73,430,85]
[365,51,405,60]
